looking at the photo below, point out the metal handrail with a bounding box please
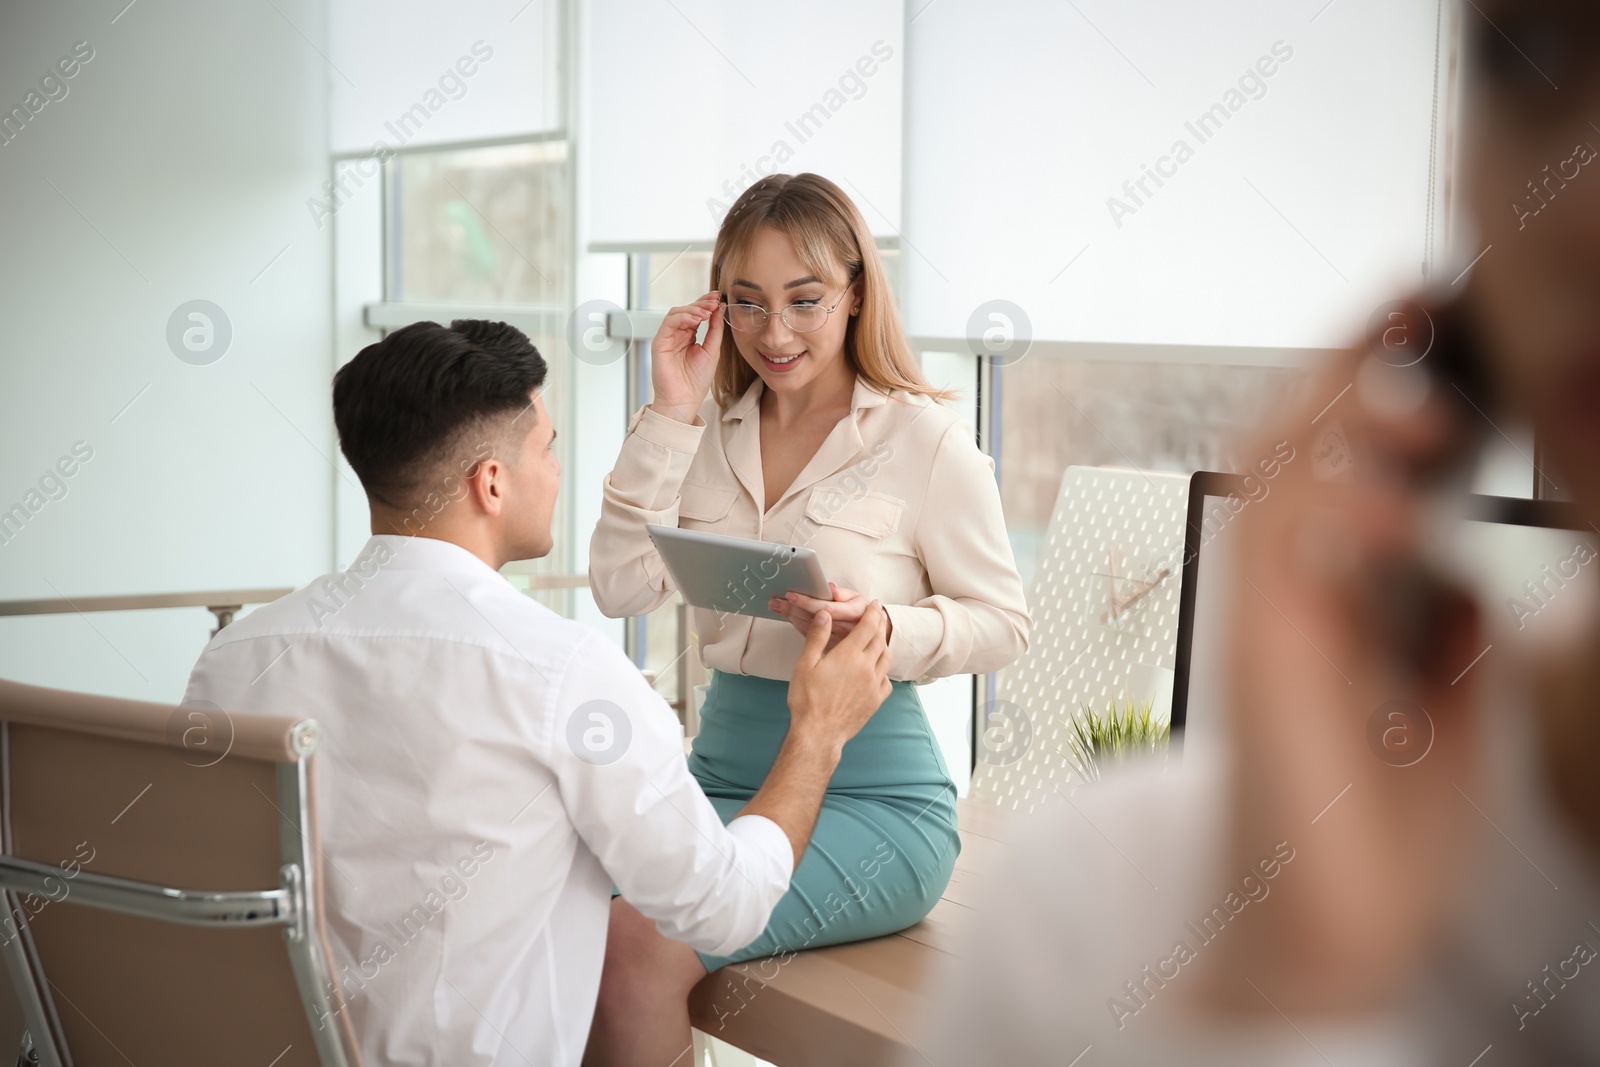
[0,588,292,634]
[364,301,568,337]
[0,571,590,643]
[364,299,1335,368]
[599,308,1332,368]
[497,567,591,588]
[0,854,297,929]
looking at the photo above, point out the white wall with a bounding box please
[327,0,563,156]
[586,0,904,247]
[903,0,1446,349]
[331,156,386,569]
[0,0,335,702]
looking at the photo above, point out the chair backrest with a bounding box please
[0,678,361,1067]
[970,466,1189,812]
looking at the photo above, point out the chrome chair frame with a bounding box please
[0,724,351,1067]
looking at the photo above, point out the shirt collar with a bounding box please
[720,375,890,422]
[357,534,505,578]
[721,378,764,422]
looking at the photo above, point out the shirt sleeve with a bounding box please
[587,404,708,619]
[546,631,792,956]
[885,419,1032,682]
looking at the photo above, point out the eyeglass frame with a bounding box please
[720,288,855,334]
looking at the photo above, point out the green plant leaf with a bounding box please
[1061,692,1170,785]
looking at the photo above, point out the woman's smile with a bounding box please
[759,348,807,371]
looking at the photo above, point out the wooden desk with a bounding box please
[687,797,1017,1066]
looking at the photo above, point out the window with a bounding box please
[381,139,577,618]
[994,358,1304,592]
[387,139,570,305]
[624,250,710,709]
[989,355,1306,716]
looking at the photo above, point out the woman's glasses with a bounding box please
[722,293,848,334]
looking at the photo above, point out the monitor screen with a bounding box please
[1171,474,1597,751]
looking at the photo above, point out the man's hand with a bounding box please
[786,600,893,755]
[738,602,893,868]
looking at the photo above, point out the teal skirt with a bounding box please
[688,670,960,973]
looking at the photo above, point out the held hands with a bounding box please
[770,583,892,652]
[647,291,725,424]
[787,600,893,752]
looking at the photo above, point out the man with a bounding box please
[918,1,1600,1063]
[185,319,893,1065]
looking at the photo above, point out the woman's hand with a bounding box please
[770,583,892,652]
[647,291,725,424]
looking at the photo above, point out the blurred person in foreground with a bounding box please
[917,1,1600,1063]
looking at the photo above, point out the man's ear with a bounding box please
[462,457,505,516]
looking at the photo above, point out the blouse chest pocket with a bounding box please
[803,486,905,542]
[677,480,739,530]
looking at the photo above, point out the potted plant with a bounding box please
[1061,695,1170,783]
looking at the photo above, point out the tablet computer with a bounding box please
[646,523,832,622]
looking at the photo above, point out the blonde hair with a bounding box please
[709,173,952,408]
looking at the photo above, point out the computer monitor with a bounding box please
[1170,471,1597,744]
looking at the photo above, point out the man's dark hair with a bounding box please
[333,319,547,508]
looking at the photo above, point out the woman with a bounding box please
[584,172,1030,1062]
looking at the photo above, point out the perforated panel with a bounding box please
[972,466,1190,813]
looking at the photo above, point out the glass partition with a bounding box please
[383,139,576,617]
[387,139,570,306]
[995,357,1303,591]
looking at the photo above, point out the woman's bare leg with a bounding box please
[583,897,710,1066]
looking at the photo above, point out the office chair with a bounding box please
[0,678,360,1066]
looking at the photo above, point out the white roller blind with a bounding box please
[585,0,903,248]
[902,0,1450,349]
[328,0,563,156]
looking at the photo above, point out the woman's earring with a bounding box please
[850,307,860,316]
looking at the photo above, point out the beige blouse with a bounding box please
[589,376,1031,684]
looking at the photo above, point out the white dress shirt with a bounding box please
[184,535,793,1066]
